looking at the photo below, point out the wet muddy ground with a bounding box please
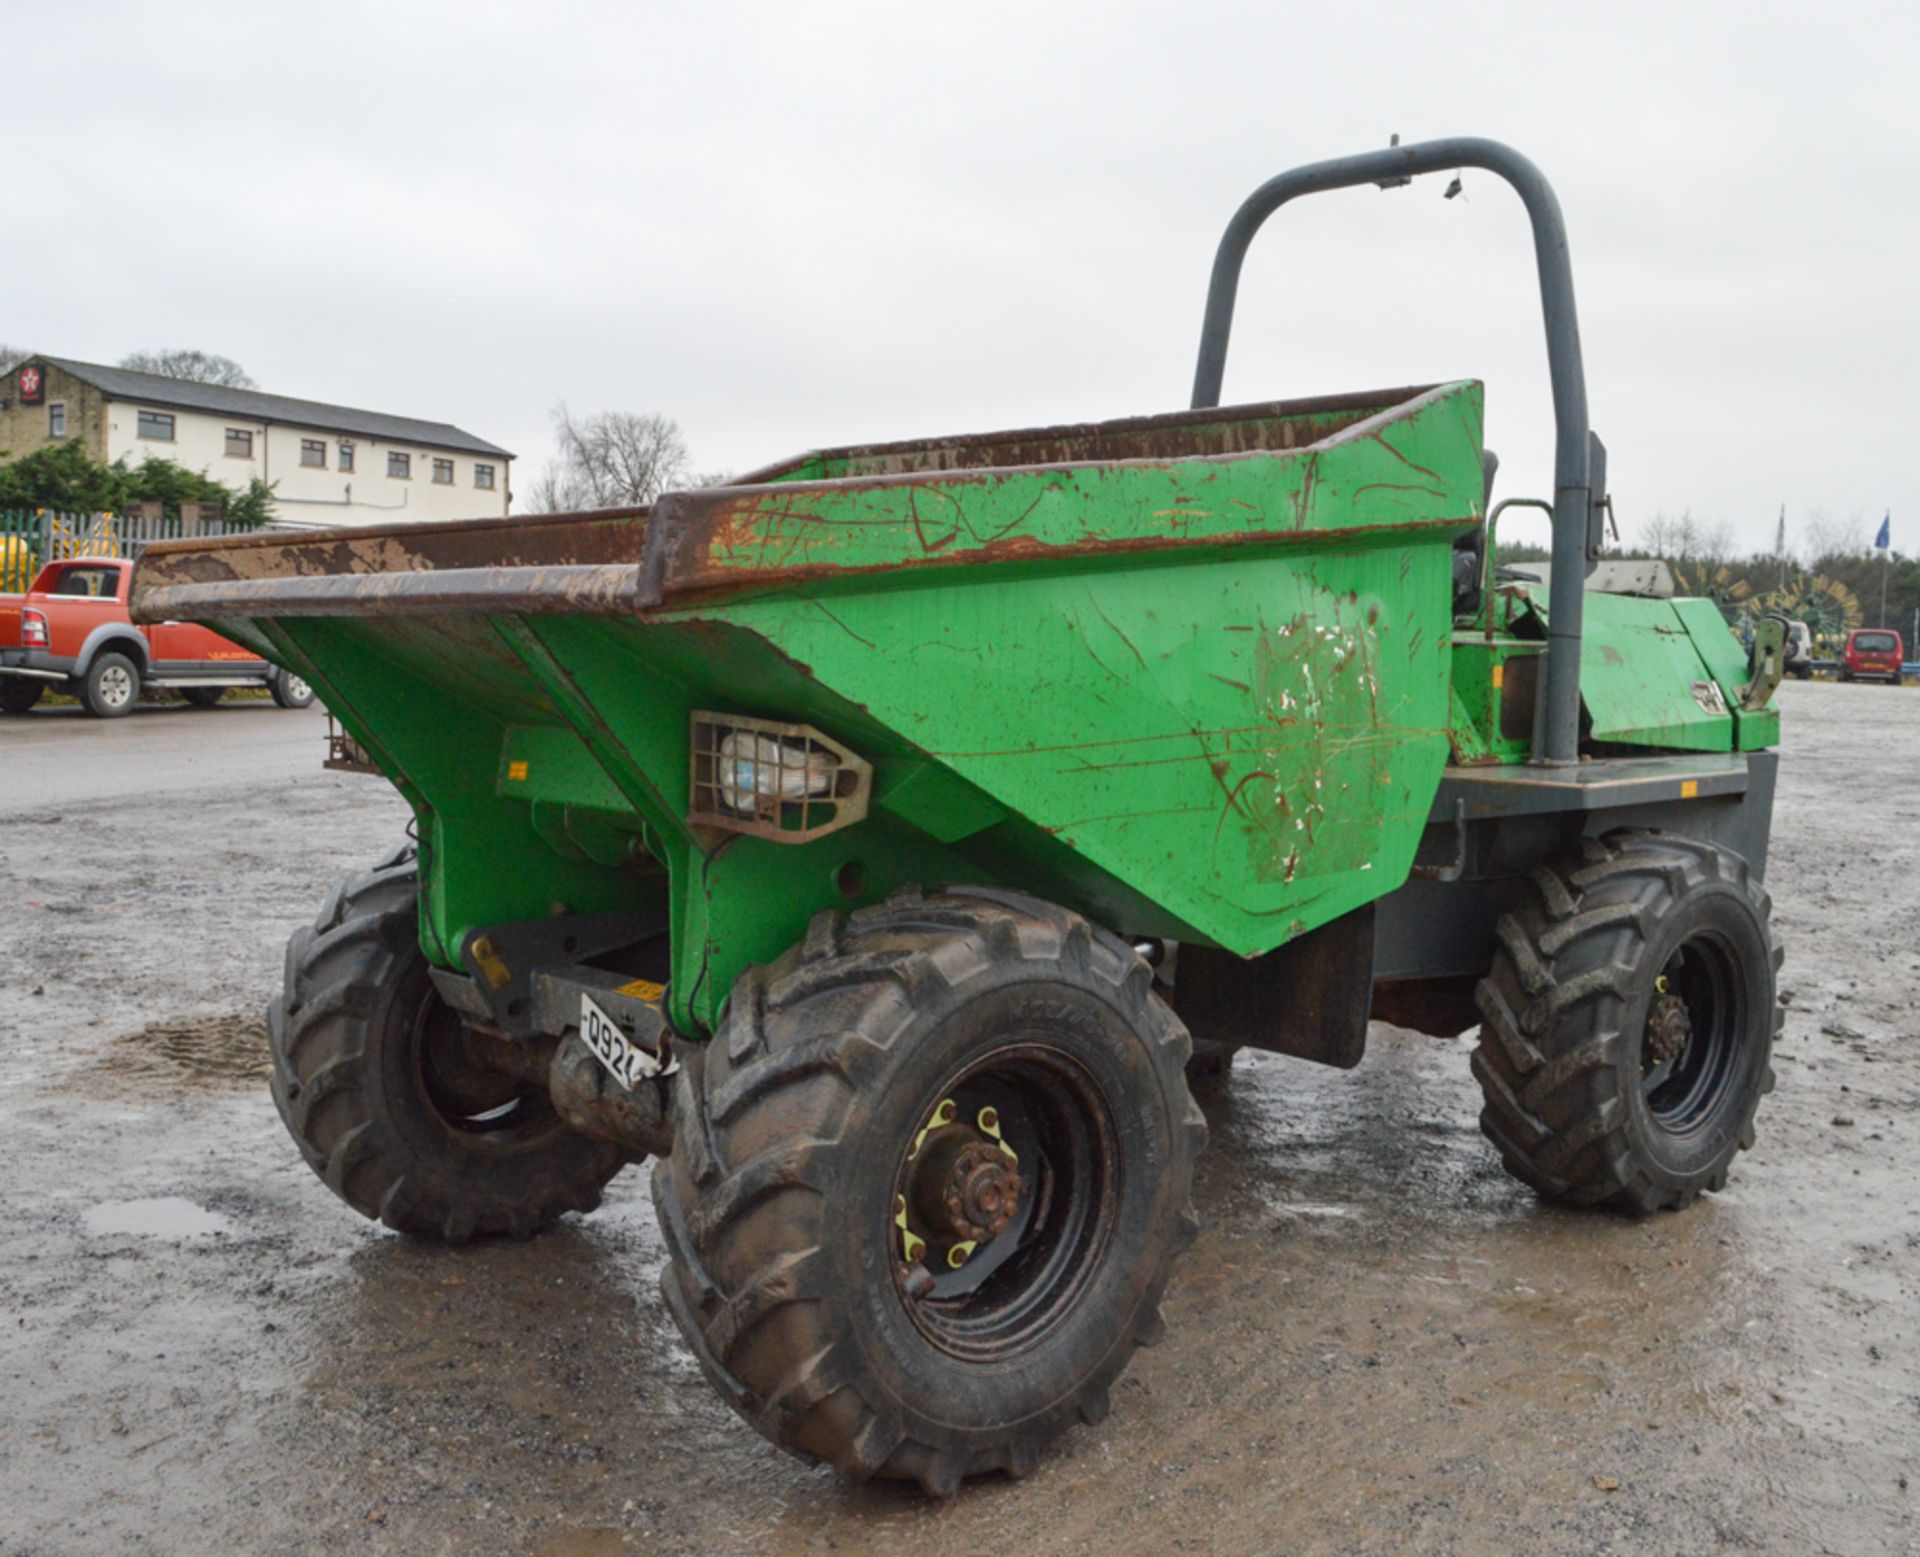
[2,685,1916,1554]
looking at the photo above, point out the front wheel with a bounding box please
[0,679,43,714]
[82,652,140,717]
[271,669,315,709]
[653,887,1205,1493]
[1471,832,1780,1214]
[268,845,624,1240]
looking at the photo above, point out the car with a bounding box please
[0,555,315,717]
[1839,627,1905,684]
[1771,614,1814,680]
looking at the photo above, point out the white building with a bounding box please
[9,356,513,528]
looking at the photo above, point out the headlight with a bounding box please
[718,729,840,811]
[689,712,872,844]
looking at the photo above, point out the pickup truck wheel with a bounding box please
[182,687,225,708]
[271,670,315,709]
[82,652,140,718]
[1471,832,1780,1215]
[653,887,1205,1493]
[0,680,43,714]
[268,846,624,1242]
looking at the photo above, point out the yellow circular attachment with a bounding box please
[947,1240,977,1269]
[978,1107,999,1132]
[894,1193,925,1264]
[908,1097,959,1161]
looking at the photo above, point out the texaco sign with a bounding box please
[17,364,43,404]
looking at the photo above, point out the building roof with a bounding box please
[39,356,514,459]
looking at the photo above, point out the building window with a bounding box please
[137,410,175,441]
[388,451,411,479]
[432,457,454,485]
[225,428,254,458]
[474,463,495,490]
[300,438,326,467]
[48,404,66,438]
[339,442,354,472]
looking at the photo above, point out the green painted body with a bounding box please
[166,380,1777,1038]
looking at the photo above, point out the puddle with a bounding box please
[83,1196,234,1239]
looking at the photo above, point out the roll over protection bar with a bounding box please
[1189,136,1605,766]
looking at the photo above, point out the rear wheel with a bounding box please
[653,887,1204,1492]
[1471,832,1780,1214]
[82,652,139,718]
[271,670,315,709]
[268,845,624,1241]
[182,686,225,708]
[0,680,43,714]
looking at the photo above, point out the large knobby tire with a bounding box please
[0,680,43,714]
[82,652,140,717]
[268,844,624,1241]
[652,886,1205,1494]
[1471,831,1781,1215]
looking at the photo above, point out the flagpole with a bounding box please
[1876,511,1892,629]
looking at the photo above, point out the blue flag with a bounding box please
[1875,512,1891,550]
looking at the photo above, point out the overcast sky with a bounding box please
[13,1,1915,553]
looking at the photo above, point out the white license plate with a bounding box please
[580,994,669,1090]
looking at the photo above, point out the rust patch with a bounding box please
[131,508,651,622]
[1236,594,1391,885]
[736,386,1423,482]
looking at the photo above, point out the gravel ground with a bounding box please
[0,684,1915,1555]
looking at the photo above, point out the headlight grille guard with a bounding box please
[688,711,872,844]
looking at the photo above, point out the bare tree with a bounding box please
[0,344,26,375]
[530,402,691,510]
[1695,520,1736,567]
[1801,508,1866,567]
[1640,510,1694,558]
[1638,508,1736,565]
[118,348,257,388]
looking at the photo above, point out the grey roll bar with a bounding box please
[1190,136,1603,767]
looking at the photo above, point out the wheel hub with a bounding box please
[1646,987,1693,1069]
[913,1129,1024,1244]
[896,1096,1027,1274]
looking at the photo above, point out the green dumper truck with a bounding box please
[133,138,1783,1494]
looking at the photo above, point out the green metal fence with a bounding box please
[0,508,255,591]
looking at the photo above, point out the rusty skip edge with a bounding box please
[133,562,651,621]
[735,382,1444,481]
[135,506,1476,623]
[129,505,653,622]
[131,383,1472,623]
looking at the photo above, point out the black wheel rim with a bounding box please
[409,985,556,1142]
[888,1044,1118,1362]
[1640,930,1744,1132]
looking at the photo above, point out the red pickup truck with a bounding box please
[0,556,314,718]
